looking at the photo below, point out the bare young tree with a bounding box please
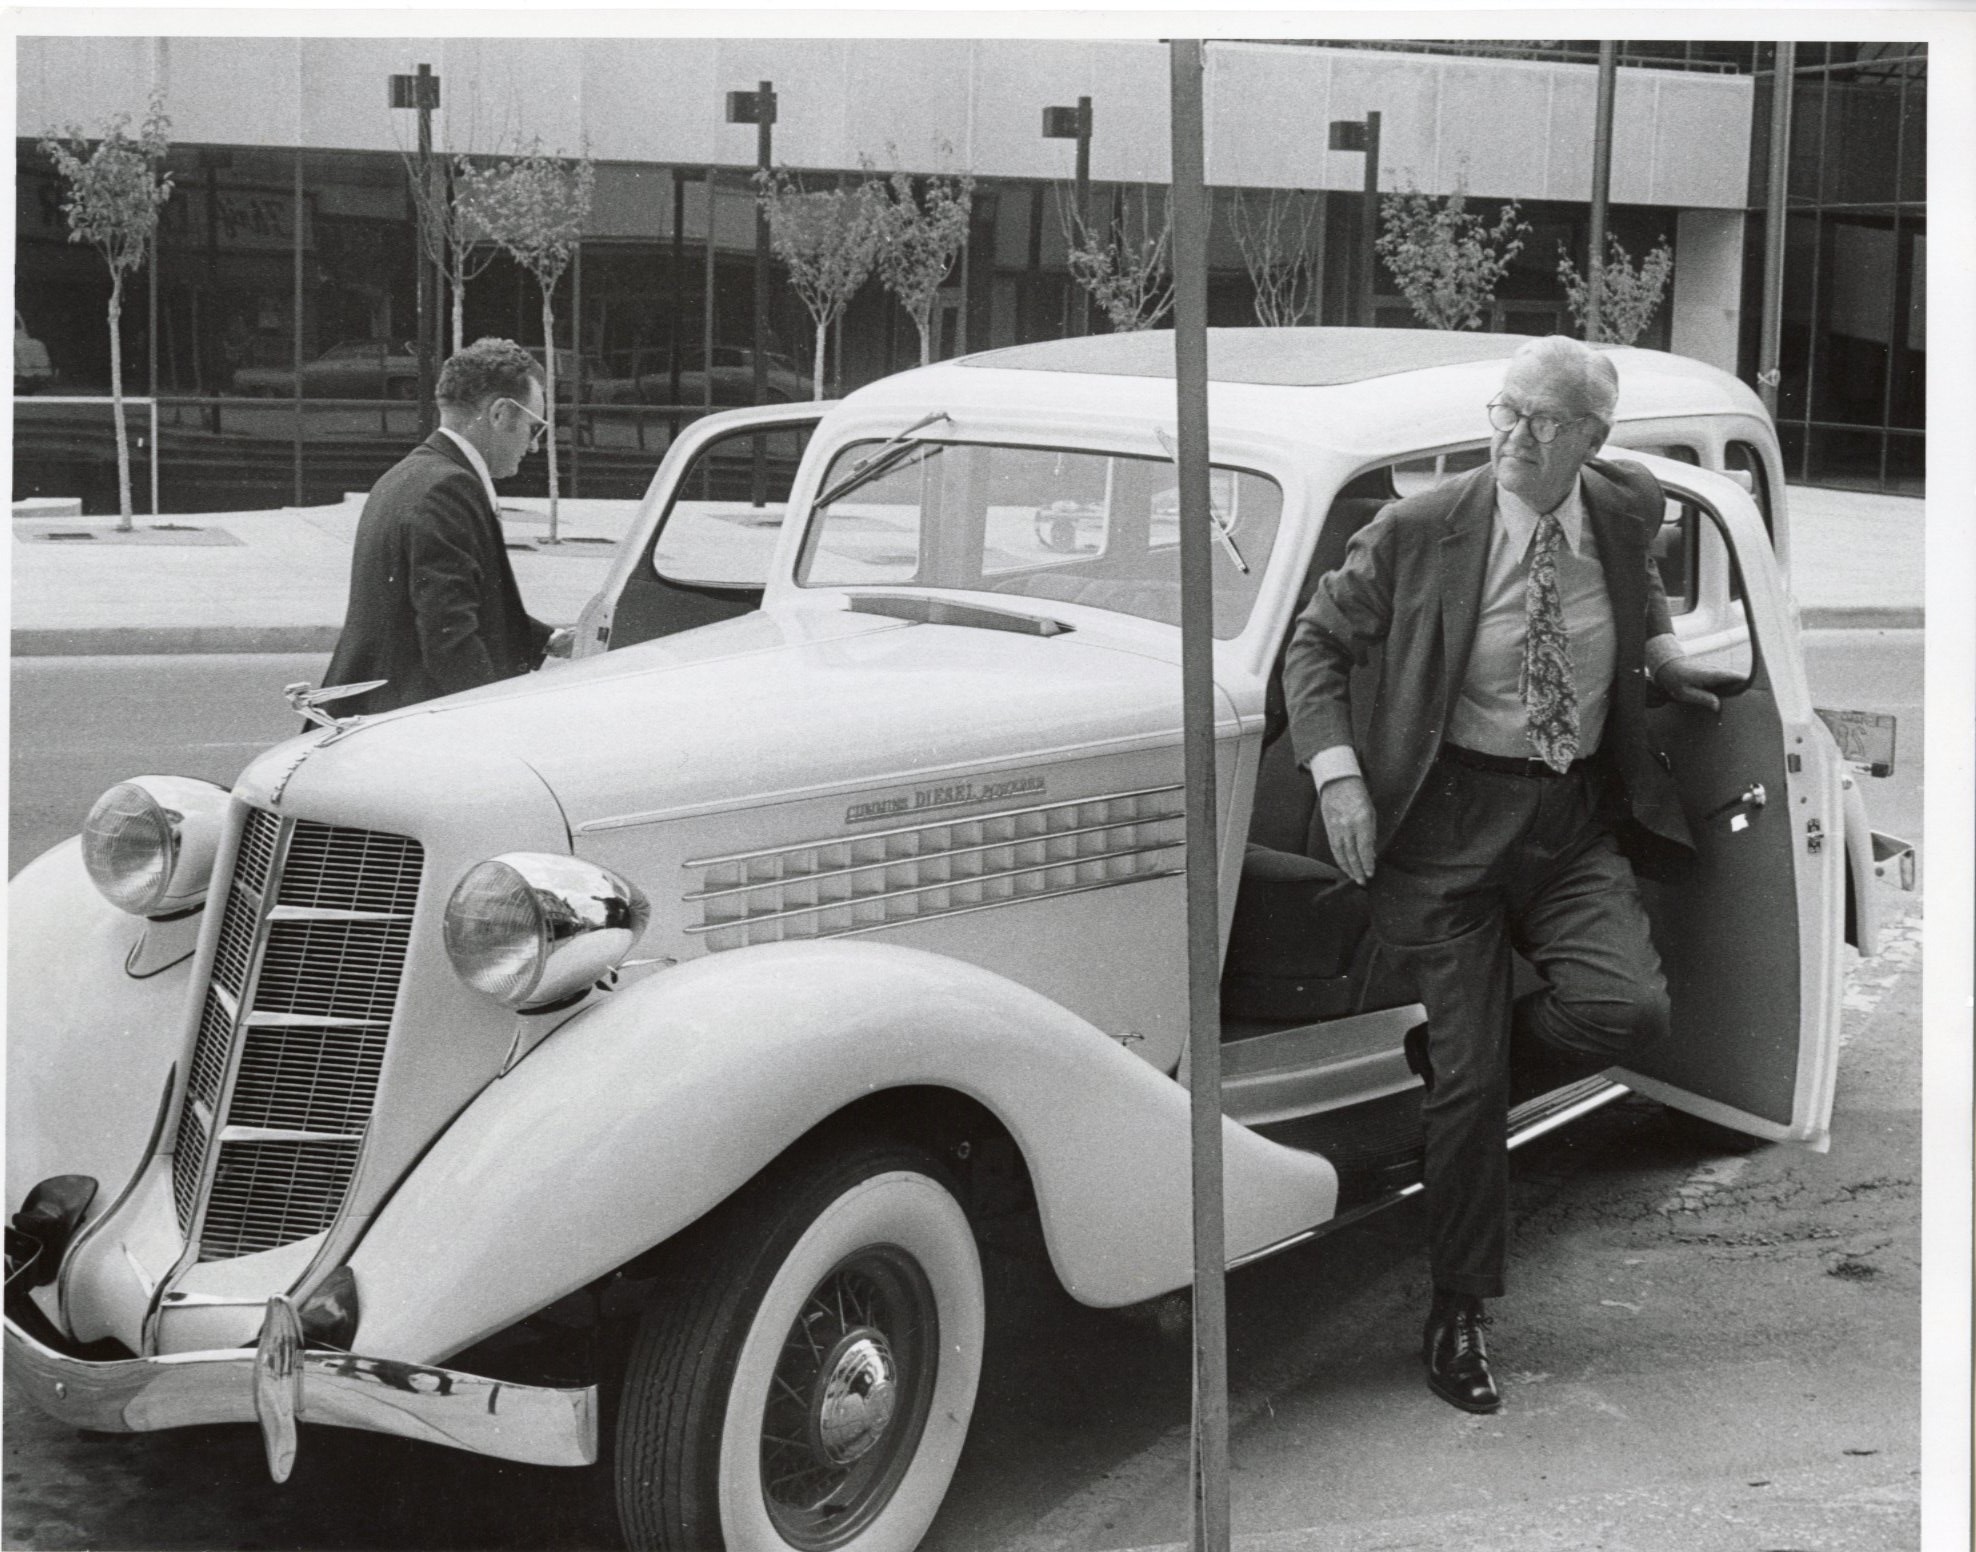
[1557,235,1676,346]
[468,140,595,542]
[755,169,884,398]
[871,164,973,367]
[1375,181,1529,331]
[1229,188,1324,327]
[402,151,503,356]
[1060,184,1175,333]
[39,94,173,532]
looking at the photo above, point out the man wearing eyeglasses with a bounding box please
[324,337,571,716]
[1282,335,1732,1416]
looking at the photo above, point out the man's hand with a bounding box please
[1653,655,1740,713]
[1314,772,1377,886]
[544,626,575,660]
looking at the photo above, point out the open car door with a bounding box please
[1615,457,1845,1150]
[572,403,827,658]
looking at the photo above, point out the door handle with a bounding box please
[1703,782,1766,831]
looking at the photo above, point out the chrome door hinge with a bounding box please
[1806,818,1825,853]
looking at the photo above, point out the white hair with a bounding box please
[1509,335,1618,430]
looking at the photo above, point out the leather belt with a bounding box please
[1438,742,1588,780]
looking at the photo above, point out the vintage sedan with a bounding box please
[6,330,1912,1552]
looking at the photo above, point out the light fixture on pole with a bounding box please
[389,63,441,432]
[1043,97,1093,336]
[1327,112,1381,327]
[1587,43,1618,340]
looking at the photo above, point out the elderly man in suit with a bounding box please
[324,337,568,716]
[1283,335,1731,1414]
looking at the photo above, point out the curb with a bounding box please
[9,608,1924,657]
[1798,607,1925,631]
[10,625,342,657]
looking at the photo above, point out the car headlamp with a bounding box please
[80,777,230,917]
[443,853,651,1011]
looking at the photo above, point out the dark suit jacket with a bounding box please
[323,433,552,716]
[1282,457,1694,867]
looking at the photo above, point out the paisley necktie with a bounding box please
[1520,510,1579,772]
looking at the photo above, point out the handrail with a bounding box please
[14,394,160,516]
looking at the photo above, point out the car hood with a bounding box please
[280,606,1208,831]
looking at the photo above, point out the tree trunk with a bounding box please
[541,283,559,544]
[108,274,133,533]
[451,269,465,358]
[813,313,828,400]
[915,307,932,368]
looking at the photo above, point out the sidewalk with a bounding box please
[7,482,1924,656]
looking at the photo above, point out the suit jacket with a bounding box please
[323,433,552,717]
[1282,457,1694,867]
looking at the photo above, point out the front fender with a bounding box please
[6,840,190,1220]
[348,941,1337,1362]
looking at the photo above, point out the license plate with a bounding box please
[1815,708,1898,776]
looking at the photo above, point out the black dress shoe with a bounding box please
[1403,1022,1434,1094]
[1421,1299,1502,1414]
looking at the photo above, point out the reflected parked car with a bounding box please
[634,345,809,406]
[232,340,419,399]
[14,312,56,395]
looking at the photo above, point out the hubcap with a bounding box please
[810,1328,898,1465]
[758,1246,938,1551]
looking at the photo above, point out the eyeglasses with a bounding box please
[496,396,551,452]
[1486,399,1591,446]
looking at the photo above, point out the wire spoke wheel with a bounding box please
[757,1248,937,1549]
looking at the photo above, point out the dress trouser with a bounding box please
[1370,754,1671,1299]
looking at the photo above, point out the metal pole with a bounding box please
[1588,42,1617,340]
[415,62,436,437]
[292,148,304,507]
[702,165,717,498]
[1168,38,1228,1552]
[669,168,685,441]
[148,226,160,515]
[1758,44,1795,422]
[571,238,583,498]
[1358,111,1380,327]
[752,81,773,506]
[1073,96,1092,336]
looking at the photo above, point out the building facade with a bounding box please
[12,36,1924,511]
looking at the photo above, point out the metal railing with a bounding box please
[16,395,161,516]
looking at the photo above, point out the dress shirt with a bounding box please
[437,427,502,518]
[1308,475,1684,789]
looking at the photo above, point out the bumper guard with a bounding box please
[5,1296,598,1480]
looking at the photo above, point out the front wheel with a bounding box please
[614,1142,984,1552]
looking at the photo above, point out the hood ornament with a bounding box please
[284,680,386,741]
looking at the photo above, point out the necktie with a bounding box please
[1520,510,1579,772]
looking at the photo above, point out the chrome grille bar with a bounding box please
[171,811,421,1262]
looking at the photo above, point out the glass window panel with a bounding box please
[1777,213,1819,420]
[1884,432,1923,496]
[651,425,812,587]
[1889,225,1925,430]
[1810,213,1895,426]
[1899,74,1926,204]
[797,441,1283,639]
[1788,69,1825,201]
[1806,425,1884,491]
[1655,495,1698,615]
[1822,74,1904,205]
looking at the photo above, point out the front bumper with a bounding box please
[5,1296,598,1480]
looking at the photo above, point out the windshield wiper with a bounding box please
[1153,427,1248,575]
[813,410,950,509]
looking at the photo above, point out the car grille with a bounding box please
[683,784,1185,952]
[171,808,422,1262]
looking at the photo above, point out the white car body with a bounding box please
[6,329,1912,1551]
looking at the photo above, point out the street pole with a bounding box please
[1758,44,1795,423]
[1043,97,1094,336]
[292,150,304,507]
[1588,42,1617,341]
[415,62,436,437]
[728,81,777,506]
[1168,37,1229,1552]
[1358,110,1380,328]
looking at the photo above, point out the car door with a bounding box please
[1612,458,1845,1150]
[572,404,826,658]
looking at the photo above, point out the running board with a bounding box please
[1228,1077,1630,1271]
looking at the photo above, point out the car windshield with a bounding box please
[795,440,1283,639]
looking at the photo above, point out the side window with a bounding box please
[649,423,814,588]
[1655,493,1700,615]
[1390,446,1488,497]
[1635,442,1700,466]
[1725,441,1775,540]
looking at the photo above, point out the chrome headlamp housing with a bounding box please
[80,776,231,917]
[443,853,651,1011]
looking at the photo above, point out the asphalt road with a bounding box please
[3,631,1931,1550]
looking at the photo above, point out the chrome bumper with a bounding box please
[5,1296,598,1479]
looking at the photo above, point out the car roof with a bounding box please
[841,328,1769,466]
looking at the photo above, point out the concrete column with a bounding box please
[1669,208,1744,374]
